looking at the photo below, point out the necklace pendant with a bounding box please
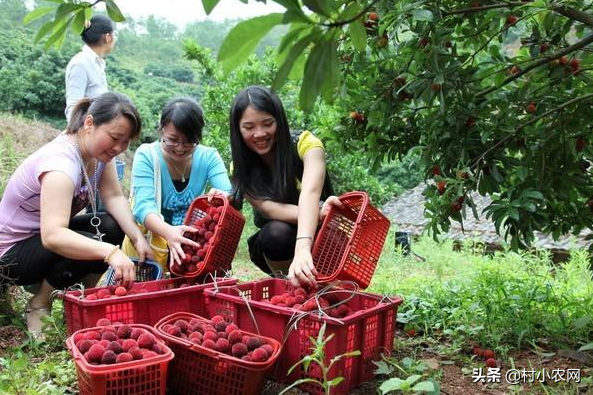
[181,175,186,183]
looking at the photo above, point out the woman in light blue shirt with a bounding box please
[65,15,116,121]
[130,97,231,267]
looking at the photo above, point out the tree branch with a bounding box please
[549,3,593,27]
[475,33,593,98]
[443,2,526,16]
[324,0,381,27]
[471,93,593,167]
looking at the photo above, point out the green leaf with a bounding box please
[44,14,72,49]
[277,23,310,55]
[349,19,367,52]
[218,13,284,75]
[272,32,316,91]
[412,9,433,22]
[379,377,406,393]
[327,376,345,386]
[300,39,331,111]
[54,2,80,19]
[320,36,339,102]
[412,380,437,392]
[339,2,362,20]
[105,1,125,22]
[202,0,221,14]
[22,6,55,25]
[34,19,61,43]
[578,342,593,351]
[71,10,86,35]
[373,360,394,375]
[282,9,311,24]
[302,0,331,17]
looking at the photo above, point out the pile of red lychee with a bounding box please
[83,284,147,300]
[171,205,224,275]
[72,319,169,365]
[473,345,498,368]
[159,315,275,363]
[264,286,354,319]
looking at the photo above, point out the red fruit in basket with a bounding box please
[101,331,118,341]
[76,339,94,354]
[261,343,273,356]
[215,338,231,353]
[211,315,225,324]
[294,294,306,305]
[142,350,158,359]
[232,342,248,358]
[85,293,98,300]
[152,343,166,355]
[337,304,351,317]
[203,214,212,224]
[327,308,339,317]
[116,325,132,339]
[174,319,189,333]
[167,326,181,337]
[214,321,228,332]
[270,295,282,305]
[301,299,317,311]
[182,253,192,264]
[228,330,243,345]
[121,338,137,351]
[128,346,143,360]
[202,339,216,349]
[285,296,296,306]
[241,355,252,362]
[213,213,220,222]
[129,328,144,340]
[225,324,239,334]
[482,349,495,359]
[107,341,123,354]
[203,331,218,342]
[209,222,217,231]
[246,336,264,351]
[251,347,268,362]
[205,231,214,241]
[86,344,106,364]
[114,286,128,297]
[101,350,117,364]
[95,339,107,348]
[73,332,86,343]
[96,318,112,326]
[137,333,156,349]
[97,289,112,299]
[485,358,497,368]
[116,352,133,363]
[217,331,228,339]
[189,332,203,342]
[191,255,200,264]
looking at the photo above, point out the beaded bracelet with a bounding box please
[104,244,121,263]
[295,236,313,241]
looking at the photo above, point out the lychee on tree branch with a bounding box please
[324,0,381,27]
[476,33,593,98]
[470,92,593,168]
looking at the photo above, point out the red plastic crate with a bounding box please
[204,278,403,395]
[62,277,237,334]
[154,312,281,395]
[170,195,245,278]
[313,191,390,289]
[66,324,173,395]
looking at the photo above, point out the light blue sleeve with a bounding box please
[65,59,88,121]
[205,148,232,193]
[131,143,162,225]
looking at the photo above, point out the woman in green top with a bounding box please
[229,86,342,286]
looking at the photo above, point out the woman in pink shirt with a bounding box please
[0,92,152,337]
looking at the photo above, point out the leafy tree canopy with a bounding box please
[26,0,593,249]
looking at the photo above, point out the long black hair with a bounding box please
[81,15,113,46]
[229,86,300,207]
[160,97,204,144]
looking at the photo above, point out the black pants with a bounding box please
[0,213,124,289]
[247,220,297,275]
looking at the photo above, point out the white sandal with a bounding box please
[25,303,51,340]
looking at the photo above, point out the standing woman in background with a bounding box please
[229,86,342,286]
[65,15,116,121]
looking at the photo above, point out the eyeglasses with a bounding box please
[161,136,198,148]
